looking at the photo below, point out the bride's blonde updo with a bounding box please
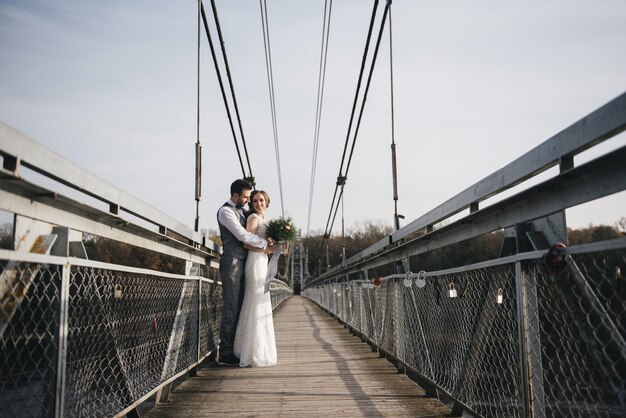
[250,190,270,213]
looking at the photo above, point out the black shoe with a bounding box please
[218,354,240,366]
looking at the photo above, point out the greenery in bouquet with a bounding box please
[266,217,297,242]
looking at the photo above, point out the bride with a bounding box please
[233,190,277,367]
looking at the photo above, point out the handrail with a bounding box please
[0,122,206,247]
[0,249,292,417]
[307,144,626,285]
[311,91,626,284]
[304,239,626,417]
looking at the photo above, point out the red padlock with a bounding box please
[542,242,568,275]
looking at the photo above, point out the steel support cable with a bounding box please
[343,1,390,176]
[306,0,333,237]
[199,3,247,177]
[336,0,380,177]
[318,0,381,260]
[260,0,285,216]
[324,185,344,266]
[328,1,391,241]
[195,0,202,232]
[320,1,388,262]
[341,187,346,262]
[208,0,254,183]
[388,5,401,231]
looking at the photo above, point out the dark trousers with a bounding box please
[218,255,245,357]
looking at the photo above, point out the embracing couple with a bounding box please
[216,179,278,367]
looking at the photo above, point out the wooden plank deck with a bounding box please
[143,296,450,417]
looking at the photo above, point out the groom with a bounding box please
[216,179,272,365]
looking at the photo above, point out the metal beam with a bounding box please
[0,187,209,265]
[391,91,626,244]
[308,144,626,284]
[322,91,626,277]
[0,122,203,244]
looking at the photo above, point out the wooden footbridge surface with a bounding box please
[142,296,450,417]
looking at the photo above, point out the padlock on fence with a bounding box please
[403,271,413,287]
[113,284,122,300]
[415,270,426,288]
[448,283,458,298]
[542,242,568,275]
[497,288,503,304]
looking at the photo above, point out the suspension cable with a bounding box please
[259,0,285,216]
[306,0,333,236]
[319,0,391,263]
[318,0,381,260]
[341,187,346,263]
[208,0,255,183]
[199,3,247,177]
[388,4,401,231]
[337,0,380,178]
[195,0,202,232]
[344,2,390,176]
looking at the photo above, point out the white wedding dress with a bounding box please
[233,214,277,367]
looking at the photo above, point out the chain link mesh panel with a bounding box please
[64,266,201,417]
[270,281,293,309]
[2,255,293,417]
[1,258,224,418]
[0,261,61,418]
[529,249,626,417]
[199,280,221,358]
[304,245,626,418]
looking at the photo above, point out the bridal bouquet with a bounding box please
[266,216,297,243]
[265,216,297,293]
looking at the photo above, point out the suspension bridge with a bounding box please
[1,1,626,417]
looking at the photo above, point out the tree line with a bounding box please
[0,218,624,275]
[299,218,625,277]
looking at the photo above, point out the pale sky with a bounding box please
[1,0,625,237]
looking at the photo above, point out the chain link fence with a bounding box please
[1,260,62,418]
[303,242,626,417]
[270,279,294,310]
[1,255,292,417]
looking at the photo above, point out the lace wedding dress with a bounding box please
[233,213,277,367]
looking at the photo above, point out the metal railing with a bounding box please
[0,253,291,417]
[303,91,626,417]
[0,124,292,417]
[0,254,221,418]
[304,241,626,417]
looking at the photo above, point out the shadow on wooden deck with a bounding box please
[141,296,450,417]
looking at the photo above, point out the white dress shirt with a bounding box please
[217,201,267,249]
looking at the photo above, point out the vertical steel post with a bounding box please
[191,278,202,377]
[515,261,546,418]
[393,259,408,365]
[55,262,71,418]
[393,278,402,365]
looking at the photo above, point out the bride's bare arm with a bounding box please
[244,215,265,253]
[244,214,276,253]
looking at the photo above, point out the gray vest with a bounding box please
[217,202,247,260]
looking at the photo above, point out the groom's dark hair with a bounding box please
[230,179,253,196]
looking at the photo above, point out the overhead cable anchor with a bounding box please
[244,176,256,187]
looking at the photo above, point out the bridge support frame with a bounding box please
[515,261,546,418]
[54,262,71,418]
[156,383,172,404]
